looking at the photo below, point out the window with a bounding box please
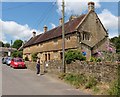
[48,53,50,60]
[82,32,90,41]
[39,44,43,47]
[66,36,70,40]
[60,52,63,60]
[54,39,58,43]
[45,54,47,61]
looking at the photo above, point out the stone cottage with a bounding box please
[23,2,110,62]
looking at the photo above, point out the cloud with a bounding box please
[50,23,56,29]
[0,19,41,43]
[98,9,118,38]
[56,0,101,15]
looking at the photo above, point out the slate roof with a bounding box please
[24,14,86,48]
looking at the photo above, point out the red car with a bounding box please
[10,58,26,68]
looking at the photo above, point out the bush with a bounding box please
[64,73,87,88]
[65,50,86,64]
[31,53,38,62]
[11,51,17,58]
[108,80,119,95]
[85,76,98,89]
[96,58,102,62]
[11,51,23,58]
[90,57,96,62]
[90,57,101,62]
[17,51,23,58]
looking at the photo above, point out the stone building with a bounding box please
[23,2,110,62]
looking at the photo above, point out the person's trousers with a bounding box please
[37,68,40,74]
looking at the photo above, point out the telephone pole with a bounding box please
[62,0,65,73]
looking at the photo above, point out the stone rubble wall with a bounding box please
[25,60,119,83]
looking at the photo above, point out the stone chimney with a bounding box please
[88,2,95,12]
[43,25,48,32]
[59,18,62,25]
[33,31,36,38]
[69,15,77,21]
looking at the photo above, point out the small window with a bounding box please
[48,53,50,60]
[45,54,47,61]
[60,52,63,60]
[54,39,58,43]
[66,36,70,40]
[82,32,90,41]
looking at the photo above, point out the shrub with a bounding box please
[17,51,23,58]
[96,58,102,62]
[11,51,17,58]
[65,50,86,64]
[11,51,23,58]
[64,73,87,88]
[31,53,38,62]
[85,76,98,89]
[108,80,119,95]
[90,57,96,62]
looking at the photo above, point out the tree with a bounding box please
[11,51,23,58]
[12,40,23,49]
[4,43,10,48]
[0,41,4,47]
[110,35,120,53]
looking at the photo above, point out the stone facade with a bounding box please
[23,34,78,62]
[23,2,110,62]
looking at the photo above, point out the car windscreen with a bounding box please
[14,59,23,62]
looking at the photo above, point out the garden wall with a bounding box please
[25,60,119,83]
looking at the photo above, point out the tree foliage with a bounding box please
[31,53,38,62]
[11,51,23,58]
[12,40,23,49]
[0,41,4,47]
[65,50,86,64]
[4,43,10,48]
[110,35,120,53]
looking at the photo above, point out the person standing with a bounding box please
[36,60,40,76]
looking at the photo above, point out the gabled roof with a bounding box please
[24,14,86,48]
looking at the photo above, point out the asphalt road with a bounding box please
[2,62,88,95]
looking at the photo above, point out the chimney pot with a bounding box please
[43,25,48,32]
[33,31,36,37]
[69,15,77,21]
[88,2,95,12]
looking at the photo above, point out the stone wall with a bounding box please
[25,60,119,83]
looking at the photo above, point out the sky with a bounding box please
[0,0,120,44]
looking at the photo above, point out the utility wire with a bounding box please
[3,2,33,10]
[39,2,57,27]
[34,1,57,30]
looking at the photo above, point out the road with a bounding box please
[2,63,88,95]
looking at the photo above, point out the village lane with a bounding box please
[2,63,88,95]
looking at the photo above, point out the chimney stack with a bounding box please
[43,25,48,32]
[69,15,77,21]
[88,2,95,12]
[59,18,62,25]
[33,31,36,38]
